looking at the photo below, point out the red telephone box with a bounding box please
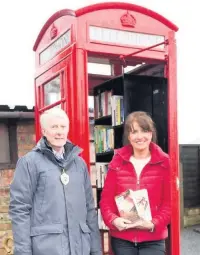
[33,2,179,255]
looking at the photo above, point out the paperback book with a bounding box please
[115,189,152,222]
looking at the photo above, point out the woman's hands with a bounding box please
[112,217,132,231]
[127,219,154,231]
[112,217,154,231]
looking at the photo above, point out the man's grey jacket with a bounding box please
[9,137,102,255]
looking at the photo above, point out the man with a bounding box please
[9,108,102,255]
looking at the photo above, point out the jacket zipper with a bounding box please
[133,163,151,245]
[134,167,140,246]
[134,162,158,245]
[137,177,140,189]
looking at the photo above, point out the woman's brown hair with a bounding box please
[123,111,157,145]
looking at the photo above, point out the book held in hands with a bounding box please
[115,189,152,222]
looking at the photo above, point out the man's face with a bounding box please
[42,115,69,151]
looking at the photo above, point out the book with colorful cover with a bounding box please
[115,189,152,222]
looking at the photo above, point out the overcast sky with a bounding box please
[0,1,198,143]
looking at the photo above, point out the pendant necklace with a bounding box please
[60,169,69,186]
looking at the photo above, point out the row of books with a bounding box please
[94,92,124,126]
[94,90,112,118]
[94,126,114,153]
[91,190,108,230]
[111,95,124,126]
[97,208,109,230]
[101,231,110,253]
[90,162,109,188]
[96,163,109,188]
[91,163,108,205]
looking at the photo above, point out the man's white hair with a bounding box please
[40,108,69,129]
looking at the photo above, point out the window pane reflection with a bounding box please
[44,76,61,106]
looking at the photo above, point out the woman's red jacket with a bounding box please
[99,142,171,243]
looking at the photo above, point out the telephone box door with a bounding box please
[34,45,75,143]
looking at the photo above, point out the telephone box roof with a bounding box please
[33,2,178,51]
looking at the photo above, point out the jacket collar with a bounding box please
[116,142,168,165]
[33,137,83,168]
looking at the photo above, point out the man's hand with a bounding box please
[126,219,154,231]
[112,217,132,231]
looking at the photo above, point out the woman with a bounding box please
[100,111,171,255]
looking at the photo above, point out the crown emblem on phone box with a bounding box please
[120,11,136,28]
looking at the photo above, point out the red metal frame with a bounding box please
[33,2,179,254]
[119,40,168,67]
[167,31,180,255]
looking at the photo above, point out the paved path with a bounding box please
[181,225,200,255]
